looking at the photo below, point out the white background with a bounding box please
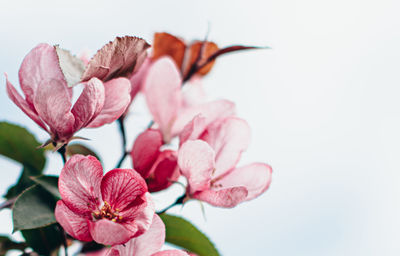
[1,0,400,255]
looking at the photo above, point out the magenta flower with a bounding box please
[142,56,235,143]
[178,116,272,208]
[6,43,132,146]
[131,129,180,192]
[55,155,154,246]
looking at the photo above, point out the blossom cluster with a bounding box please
[4,32,272,255]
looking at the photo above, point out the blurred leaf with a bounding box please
[66,143,101,162]
[0,122,46,171]
[13,185,57,232]
[4,166,42,200]
[21,224,64,256]
[55,46,85,87]
[160,213,219,256]
[0,235,27,255]
[31,175,60,199]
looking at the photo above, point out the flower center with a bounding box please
[92,201,123,222]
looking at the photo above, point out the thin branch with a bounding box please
[157,194,186,214]
[57,145,67,164]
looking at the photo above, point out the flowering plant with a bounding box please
[0,32,272,255]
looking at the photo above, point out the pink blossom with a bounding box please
[106,214,189,256]
[6,44,131,146]
[55,154,154,246]
[130,129,180,192]
[142,57,235,143]
[178,116,272,208]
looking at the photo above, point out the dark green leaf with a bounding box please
[21,224,64,256]
[12,185,57,232]
[0,235,27,255]
[0,122,46,171]
[66,143,101,162]
[160,213,220,256]
[4,166,42,200]
[31,175,60,199]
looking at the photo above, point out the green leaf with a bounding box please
[12,185,57,232]
[31,175,60,199]
[0,235,27,255]
[21,224,64,256]
[66,143,101,162]
[4,166,43,200]
[55,46,85,87]
[160,213,220,256]
[0,122,46,171]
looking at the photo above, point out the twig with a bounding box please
[157,194,186,214]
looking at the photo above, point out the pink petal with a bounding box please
[59,155,103,214]
[131,129,163,178]
[129,57,151,102]
[87,78,131,128]
[5,75,48,132]
[18,43,70,106]
[217,163,272,201]
[178,140,215,194]
[192,186,248,208]
[89,219,133,246]
[101,169,148,214]
[179,115,207,146]
[203,117,251,178]
[171,99,236,138]
[55,200,92,242]
[71,78,105,131]
[181,77,206,108]
[147,150,179,192]
[143,57,182,142]
[110,214,165,256]
[33,79,75,140]
[152,250,189,256]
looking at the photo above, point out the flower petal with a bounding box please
[87,78,131,128]
[5,75,48,132]
[179,115,207,146]
[129,57,151,102]
[18,43,70,106]
[59,155,103,214]
[147,150,179,192]
[178,140,215,194]
[89,219,133,246]
[33,79,75,139]
[55,200,92,242]
[71,78,105,131]
[143,57,182,142]
[203,117,251,178]
[217,163,272,201]
[131,129,163,178]
[181,78,207,108]
[192,186,248,208]
[152,250,190,256]
[101,169,148,213]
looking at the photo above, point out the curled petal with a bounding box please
[179,115,207,146]
[192,186,248,208]
[87,78,131,128]
[59,155,103,214]
[71,78,105,131]
[55,200,92,242]
[122,193,155,237]
[178,140,215,194]
[89,219,133,246]
[147,150,179,192]
[217,163,272,201]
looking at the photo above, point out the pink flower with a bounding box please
[106,214,189,256]
[178,116,272,208]
[142,57,235,143]
[130,129,180,192]
[6,43,131,145]
[55,155,154,246]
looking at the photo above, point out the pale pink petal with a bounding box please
[18,43,71,105]
[203,117,251,178]
[172,99,235,138]
[87,78,131,128]
[89,219,132,246]
[122,193,155,237]
[5,75,48,132]
[111,214,165,256]
[55,200,92,242]
[143,57,182,142]
[101,169,148,213]
[85,249,109,256]
[33,79,75,139]
[152,250,189,256]
[147,150,179,192]
[178,140,215,194]
[193,186,248,208]
[217,163,272,201]
[179,115,207,146]
[131,129,162,178]
[59,155,103,214]
[71,78,105,131]
[129,57,151,101]
[181,77,206,108]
